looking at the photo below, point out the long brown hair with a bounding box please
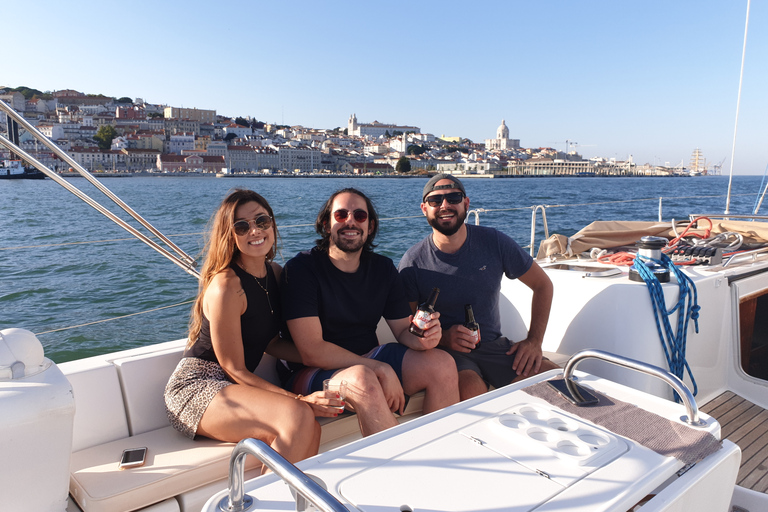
[187,189,278,349]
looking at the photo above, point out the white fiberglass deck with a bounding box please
[202,370,739,512]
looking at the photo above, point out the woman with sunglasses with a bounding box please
[164,189,340,469]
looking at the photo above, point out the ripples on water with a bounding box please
[0,175,763,363]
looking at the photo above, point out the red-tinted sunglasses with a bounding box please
[333,209,368,223]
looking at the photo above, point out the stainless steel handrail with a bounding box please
[688,213,768,222]
[0,100,199,278]
[723,246,768,267]
[562,349,706,427]
[529,205,549,256]
[466,208,486,225]
[219,438,348,512]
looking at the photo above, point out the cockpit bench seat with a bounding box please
[62,338,424,512]
[68,425,260,512]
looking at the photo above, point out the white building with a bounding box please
[36,124,66,141]
[278,145,321,172]
[484,119,520,150]
[0,91,25,111]
[167,133,195,154]
[223,123,252,139]
[347,114,420,138]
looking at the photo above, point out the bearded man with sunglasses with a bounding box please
[280,188,459,437]
[399,174,557,401]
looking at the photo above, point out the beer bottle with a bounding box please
[410,287,440,337]
[463,304,479,345]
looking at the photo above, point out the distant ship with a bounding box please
[687,148,725,176]
[0,159,46,179]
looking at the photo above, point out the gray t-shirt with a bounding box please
[398,224,532,343]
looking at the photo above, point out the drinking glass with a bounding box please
[323,379,347,413]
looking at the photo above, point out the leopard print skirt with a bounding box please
[164,357,233,439]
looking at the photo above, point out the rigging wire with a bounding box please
[725,0,751,214]
[34,300,195,335]
[9,195,763,336]
[752,161,768,215]
[3,195,755,253]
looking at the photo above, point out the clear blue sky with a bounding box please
[3,1,766,173]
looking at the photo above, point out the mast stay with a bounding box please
[0,99,200,279]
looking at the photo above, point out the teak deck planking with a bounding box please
[701,391,768,493]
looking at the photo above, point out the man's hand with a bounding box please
[395,312,442,351]
[372,361,406,415]
[409,312,442,350]
[440,324,481,353]
[506,337,543,378]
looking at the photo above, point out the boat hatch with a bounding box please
[338,405,627,512]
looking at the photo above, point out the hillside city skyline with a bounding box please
[0,86,720,177]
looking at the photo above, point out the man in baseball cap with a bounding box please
[422,173,466,201]
[400,174,557,400]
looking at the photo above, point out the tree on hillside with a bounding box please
[235,117,250,127]
[224,133,237,142]
[407,144,426,156]
[115,97,133,104]
[395,156,411,173]
[94,125,117,150]
[11,86,44,99]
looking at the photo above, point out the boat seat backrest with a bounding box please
[113,346,185,436]
[62,358,130,452]
[113,346,282,437]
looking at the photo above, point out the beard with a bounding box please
[331,228,366,253]
[428,207,467,236]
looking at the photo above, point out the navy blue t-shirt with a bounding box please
[398,224,532,343]
[281,247,412,355]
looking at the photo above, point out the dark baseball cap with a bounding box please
[422,174,466,202]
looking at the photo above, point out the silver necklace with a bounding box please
[240,262,273,315]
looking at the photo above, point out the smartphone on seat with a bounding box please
[118,447,147,469]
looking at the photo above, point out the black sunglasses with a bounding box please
[233,214,273,236]
[425,192,464,207]
[333,209,369,223]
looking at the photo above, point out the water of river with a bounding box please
[1,174,764,362]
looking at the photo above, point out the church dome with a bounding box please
[496,119,509,140]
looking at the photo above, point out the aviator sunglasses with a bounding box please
[425,192,464,208]
[233,214,273,236]
[333,209,369,223]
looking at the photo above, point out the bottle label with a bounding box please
[412,310,431,330]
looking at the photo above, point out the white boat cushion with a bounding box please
[113,347,184,436]
[69,426,259,512]
[63,359,130,452]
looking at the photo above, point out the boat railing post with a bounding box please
[529,205,549,257]
[562,349,706,427]
[466,208,485,225]
[219,438,348,512]
[659,197,663,222]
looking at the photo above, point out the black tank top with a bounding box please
[184,262,281,372]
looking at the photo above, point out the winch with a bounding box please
[629,236,670,283]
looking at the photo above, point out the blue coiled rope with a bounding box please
[633,253,700,401]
